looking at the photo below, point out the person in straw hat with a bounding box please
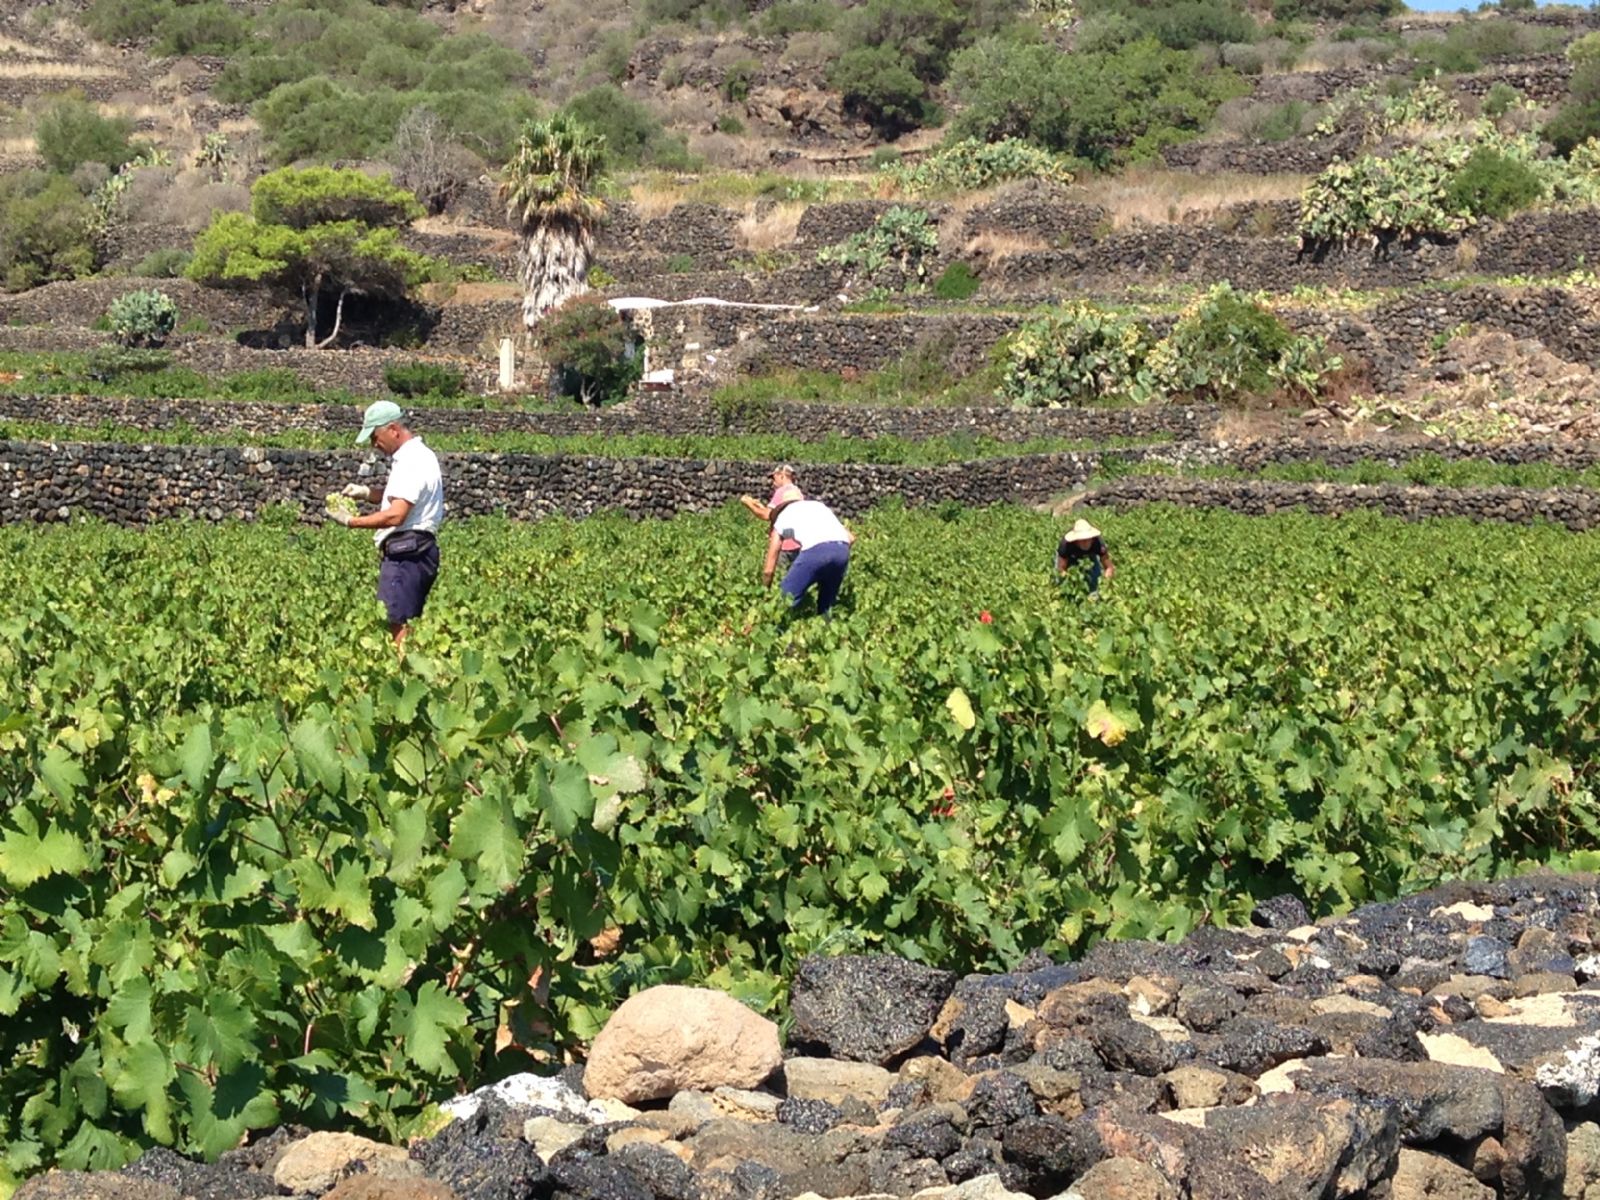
[1056,517,1114,598]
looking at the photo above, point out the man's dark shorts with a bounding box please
[377,532,439,626]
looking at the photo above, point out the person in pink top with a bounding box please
[741,464,803,569]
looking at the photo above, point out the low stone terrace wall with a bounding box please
[628,282,1600,392]
[1210,436,1600,471]
[0,395,1222,445]
[1090,475,1600,530]
[0,441,1100,526]
[988,207,1600,299]
[6,437,1600,529]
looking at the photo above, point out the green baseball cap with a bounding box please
[356,399,404,445]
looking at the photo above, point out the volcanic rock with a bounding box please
[790,955,957,1065]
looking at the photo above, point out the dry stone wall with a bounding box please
[1090,474,1600,530]
[0,440,1101,526]
[987,208,1599,299]
[0,394,1220,444]
[7,436,1600,529]
[0,276,291,334]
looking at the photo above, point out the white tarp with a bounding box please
[609,296,819,313]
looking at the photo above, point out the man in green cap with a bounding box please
[330,400,445,649]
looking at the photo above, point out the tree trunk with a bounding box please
[302,284,319,349]
[315,289,350,350]
[517,215,595,329]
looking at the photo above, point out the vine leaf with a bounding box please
[391,981,467,1076]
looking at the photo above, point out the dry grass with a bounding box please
[1067,169,1307,230]
[0,136,36,153]
[107,102,175,123]
[0,36,48,57]
[1210,408,1306,444]
[629,180,684,220]
[0,61,124,79]
[734,200,806,251]
[963,231,1049,262]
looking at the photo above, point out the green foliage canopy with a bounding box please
[0,173,97,291]
[187,168,435,349]
[33,95,140,176]
[560,87,696,172]
[533,295,644,406]
[947,36,1247,167]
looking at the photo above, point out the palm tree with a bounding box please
[500,113,608,329]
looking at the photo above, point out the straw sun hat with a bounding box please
[1063,518,1101,543]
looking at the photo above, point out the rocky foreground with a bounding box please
[28,875,1600,1200]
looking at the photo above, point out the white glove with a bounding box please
[341,483,372,501]
[328,510,353,527]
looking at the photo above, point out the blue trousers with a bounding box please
[781,541,850,615]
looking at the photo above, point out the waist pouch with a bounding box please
[381,530,436,560]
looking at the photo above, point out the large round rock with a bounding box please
[583,985,782,1103]
[790,954,958,1065]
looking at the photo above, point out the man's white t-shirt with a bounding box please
[375,436,445,548]
[773,500,850,551]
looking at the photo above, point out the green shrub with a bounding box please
[83,0,174,42]
[533,294,642,406]
[721,58,759,103]
[1312,81,1460,143]
[841,0,968,84]
[1298,141,1473,255]
[561,86,697,171]
[1142,0,1257,51]
[1482,82,1523,119]
[106,289,178,348]
[1081,0,1259,49]
[199,2,535,165]
[154,1,250,55]
[0,172,96,290]
[1568,32,1600,67]
[254,77,406,164]
[947,36,1246,168]
[666,252,696,273]
[1147,282,1296,402]
[757,0,839,34]
[220,369,317,403]
[84,346,174,381]
[881,137,1074,194]
[715,114,745,136]
[34,94,140,175]
[817,206,940,285]
[131,247,192,278]
[1411,19,1561,79]
[1548,101,1600,158]
[1445,145,1544,219]
[932,261,980,300]
[214,55,314,105]
[1411,39,1481,76]
[1547,60,1600,157]
[1250,100,1311,142]
[642,0,742,27]
[1002,303,1154,407]
[383,361,467,400]
[829,45,937,137]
